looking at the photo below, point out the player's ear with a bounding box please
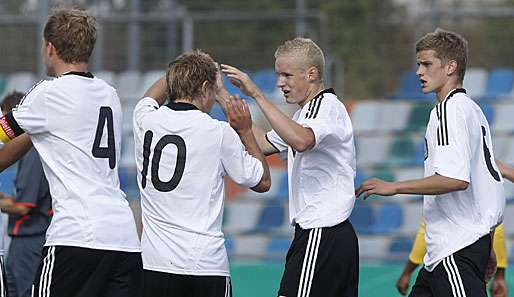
[446,60,458,77]
[201,80,209,96]
[306,66,320,82]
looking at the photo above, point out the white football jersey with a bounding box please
[10,72,140,252]
[266,89,356,229]
[423,88,505,271]
[133,97,263,276]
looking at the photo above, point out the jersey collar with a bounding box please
[166,101,199,111]
[313,88,336,100]
[444,88,466,101]
[61,71,94,78]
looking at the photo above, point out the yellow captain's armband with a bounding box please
[0,113,23,143]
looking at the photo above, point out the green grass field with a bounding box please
[230,262,513,297]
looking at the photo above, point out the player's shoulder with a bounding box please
[445,90,477,115]
[18,79,50,105]
[302,88,344,117]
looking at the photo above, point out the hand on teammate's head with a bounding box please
[221,64,261,99]
[226,94,252,134]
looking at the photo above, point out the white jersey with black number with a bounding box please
[133,98,263,276]
[10,72,140,252]
[266,89,356,229]
[423,88,505,272]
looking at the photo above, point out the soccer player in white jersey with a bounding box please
[356,29,505,297]
[0,8,142,297]
[133,50,271,297]
[222,37,358,297]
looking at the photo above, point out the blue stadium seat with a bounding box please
[275,174,288,202]
[354,170,367,188]
[210,103,227,121]
[0,166,16,196]
[118,167,139,200]
[478,103,494,123]
[224,236,235,256]
[266,237,291,260]
[414,138,426,166]
[349,204,374,234]
[481,68,514,101]
[254,204,284,232]
[389,238,413,254]
[252,69,277,97]
[393,71,434,101]
[370,204,403,234]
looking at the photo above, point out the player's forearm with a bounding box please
[0,197,31,216]
[143,76,168,106]
[238,130,271,193]
[394,174,468,195]
[253,93,314,152]
[402,260,419,276]
[252,124,278,156]
[0,134,32,172]
[1,204,30,216]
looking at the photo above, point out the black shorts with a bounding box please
[32,246,142,297]
[143,269,232,297]
[410,235,491,297]
[278,220,359,297]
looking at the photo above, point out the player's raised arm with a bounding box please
[143,75,167,106]
[221,64,315,152]
[225,95,271,193]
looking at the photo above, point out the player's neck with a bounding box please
[436,80,462,103]
[53,62,89,77]
[299,84,325,107]
[174,99,202,110]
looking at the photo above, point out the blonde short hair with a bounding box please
[166,50,217,102]
[416,28,468,83]
[275,37,325,81]
[44,8,97,64]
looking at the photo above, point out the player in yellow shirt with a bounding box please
[397,160,513,297]
[396,222,507,297]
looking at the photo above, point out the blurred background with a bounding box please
[2,0,514,296]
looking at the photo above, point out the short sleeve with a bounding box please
[297,97,339,148]
[266,130,288,153]
[432,101,471,182]
[133,97,159,131]
[15,149,45,207]
[221,125,264,187]
[11,81,49,135]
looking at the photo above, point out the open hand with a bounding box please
[221,64,262,98]
[491,274,508,297]
[226,95,252,135]
[355,178,397,199]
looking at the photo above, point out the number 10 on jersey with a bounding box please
[141,130,187,192]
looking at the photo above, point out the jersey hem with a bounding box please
[423,234,483,272]
[44,240,141,252]
[143,265,230,277]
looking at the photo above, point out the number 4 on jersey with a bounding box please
[92,106,116,169]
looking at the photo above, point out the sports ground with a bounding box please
[230,262,513,297]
